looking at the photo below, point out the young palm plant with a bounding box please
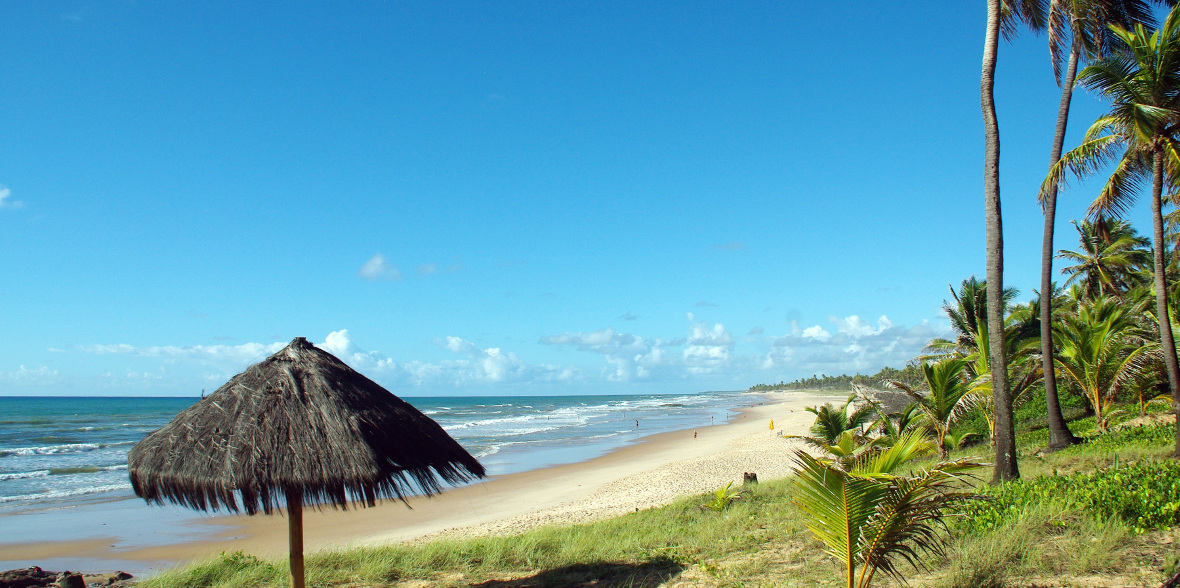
[787,393,876,450]
[1054,296,1151,430]
[791,430,983,588]
[960,316,1044,447]
[887,358,973,458]
[928,278,1047,447]
[869,401,929,448]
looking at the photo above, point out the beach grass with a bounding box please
[140,402,1180,588]
[140,478,835,588]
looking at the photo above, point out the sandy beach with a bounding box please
[2,390,838,572]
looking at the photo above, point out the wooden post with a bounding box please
[286,489,305,588]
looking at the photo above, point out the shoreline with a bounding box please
[0,390,839,575]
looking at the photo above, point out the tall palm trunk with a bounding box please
[982,0,1019,482]
[1150,149,1180,457]
[1041,39,1082,450]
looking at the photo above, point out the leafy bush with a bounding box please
[964,457,1180,533]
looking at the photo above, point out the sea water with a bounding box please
[0,392,747,516]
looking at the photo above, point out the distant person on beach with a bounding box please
[636,420,639,428]
[694,431,697,439]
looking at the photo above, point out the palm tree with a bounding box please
[1044,5,1180,455]
[928,277,1017,357]
[1054,296,1150,430]
[886,358,973,458]
[787,393,876,450]
[927,277,1030,359]
[870,401,929,447]
[984,0,1049,482]
[791,430,983,588]
[960,322,1044,447]
[927,278,1042,447]
[1058,218,1152,297]
[1038,0,1160,452]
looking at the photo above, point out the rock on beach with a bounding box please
[0,567,132,588]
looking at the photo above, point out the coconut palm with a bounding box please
[958,313,1044,446]
[886,358,973,458]
[788,393,876,450]
[791,430,983,588]
[1043,5,1180,454]
[927,277,1018,357]
[870,402,929,448]
[927,279,1043,447]
[1054,296,1151,430]
[984,0,1048,482]
[1058,218,1152,297]
[1038,0,1160,451]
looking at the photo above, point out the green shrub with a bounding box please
[964,457,1180,533]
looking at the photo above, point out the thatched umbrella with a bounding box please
[128,337,484,588]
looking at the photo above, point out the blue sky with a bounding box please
[0,2,1162,396]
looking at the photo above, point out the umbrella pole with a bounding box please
[286,489,305,588]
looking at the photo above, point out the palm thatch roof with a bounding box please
[128,337,485,515]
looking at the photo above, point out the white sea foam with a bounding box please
[0,483,132,504]
[0,441,136,458]
[442,408,596,438]
[471,441,527,459]
[0,443,101,457]
[0,470,50,481]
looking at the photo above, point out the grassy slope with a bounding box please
[143,404,1180,588]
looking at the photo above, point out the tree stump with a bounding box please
[743,472,758,485]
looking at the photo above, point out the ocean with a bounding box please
[0,392,748,516]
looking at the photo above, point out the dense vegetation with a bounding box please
[749,365,922,393]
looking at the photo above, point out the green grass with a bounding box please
[142,402,1180,588]
[140,480,830,588]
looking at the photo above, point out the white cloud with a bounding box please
[683,320,733,375]
[539,318,729,382]
[85,341,285,365]
[539,328,646,353]
[0,365,61,386]
[357,254,403,281]
[78,331,573,391]
[444,336,476,354]
[0,185,23,209]
[436,336,526,383]
[317,329,396,371]
[64,313,947,394]
[801,325,831,341]
[832,315,893,338]
[764,315,945,376]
